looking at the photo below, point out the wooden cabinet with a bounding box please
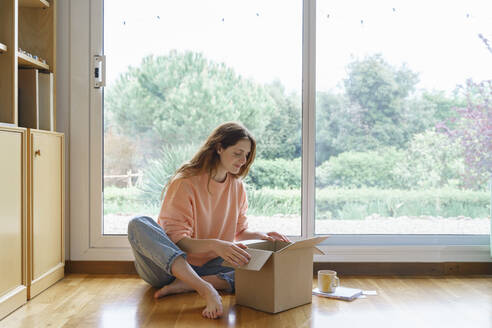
[0,1,62,316]
[0,128,64,319]
[27,129,64,299]
[0,127,64,318]
[0,127,27,320]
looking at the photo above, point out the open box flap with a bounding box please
[277,236,329,255]
[241,239,269,246]
[222,248,273,271]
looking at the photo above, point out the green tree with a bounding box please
[105,51,277,159]
[315,91,347,164]
[437,80,492,190]
[258,80,301,160]
[342,54,419,150]
[402,91,463,138]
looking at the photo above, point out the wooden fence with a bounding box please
[104,169,143,187]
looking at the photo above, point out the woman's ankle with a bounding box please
[202,275,230,291]
[195,281,217,296]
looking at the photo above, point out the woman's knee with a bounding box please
[133,255,174,288]
[127,216,154,242]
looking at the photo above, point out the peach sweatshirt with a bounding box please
[158,173,249,266]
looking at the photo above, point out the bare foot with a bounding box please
[154,279,223,319]
[198,284,223,319]
[154,279,193,299]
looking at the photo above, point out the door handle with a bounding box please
[94,54,106,88]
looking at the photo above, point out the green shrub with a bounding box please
[316,148,404,189]
[315,187,490,219]
[246,187,488,219]
[103,186,160,215]
[139,143,199,205]
[246,157,301,189]
[393,130,464,189]
[246,187,301,216]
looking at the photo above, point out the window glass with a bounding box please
[103,0,302,236]
[315,0,491,235]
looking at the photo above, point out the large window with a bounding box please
[82,0,490,253]
[315,0,491,236]
[102,0,302,236]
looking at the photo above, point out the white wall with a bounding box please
[56,0,70,260]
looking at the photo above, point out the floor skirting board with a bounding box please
[65,261,138,274]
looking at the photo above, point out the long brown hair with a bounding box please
[163,122,256,196]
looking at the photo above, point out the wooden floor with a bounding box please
[1,274,491,328]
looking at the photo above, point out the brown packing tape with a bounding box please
[313,247,324,255]
[222,248,273,271]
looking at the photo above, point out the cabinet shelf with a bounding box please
[19,0,50,8]
[1,0,56,128]
[17,52,49,70]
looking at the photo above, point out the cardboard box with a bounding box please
[224,236,328,313]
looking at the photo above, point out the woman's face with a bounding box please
[217,139,252,175]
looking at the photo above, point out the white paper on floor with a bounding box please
[358,290,378,298]
[362,290,378,295]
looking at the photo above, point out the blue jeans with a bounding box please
[127,216,235,292]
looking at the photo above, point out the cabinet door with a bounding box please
[29,131,64,299]
[0,129,27,320]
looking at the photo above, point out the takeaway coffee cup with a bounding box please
[318,270,340,293]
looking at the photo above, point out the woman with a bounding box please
[127,122,289,319]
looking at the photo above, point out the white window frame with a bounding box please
[68,0,490,261]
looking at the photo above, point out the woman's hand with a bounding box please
[235,229,291,243]
[214,240,251,267]
[257,231,291,243]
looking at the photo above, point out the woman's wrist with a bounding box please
[200,238,223,253]
[177,237,220,254]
